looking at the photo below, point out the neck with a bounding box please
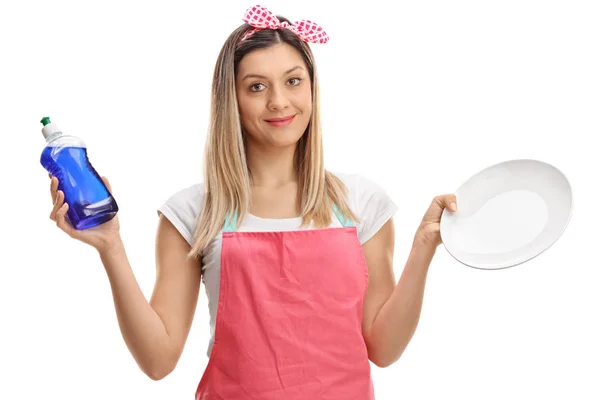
[246,142,297,188]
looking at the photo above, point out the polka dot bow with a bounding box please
[240,5,329,44]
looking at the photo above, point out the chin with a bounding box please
[264,127,306,146]
[269,135,304,149]
[245,120,308,149]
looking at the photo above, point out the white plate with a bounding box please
[440,159,572,270]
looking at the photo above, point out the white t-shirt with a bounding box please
[157,172,398,357]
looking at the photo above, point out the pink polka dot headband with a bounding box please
[240,5,329,44]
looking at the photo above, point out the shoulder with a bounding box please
[162,183,204,206]
[157,183,205,246]
[329,172,398,245]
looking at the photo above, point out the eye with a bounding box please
[288,77,303,86]
[250,83,266,92]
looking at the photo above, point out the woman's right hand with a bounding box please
[49,175,122,254]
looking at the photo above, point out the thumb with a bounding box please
[101,176,112,193]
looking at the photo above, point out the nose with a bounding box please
[267,85,290,111]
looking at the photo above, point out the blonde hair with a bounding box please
[189,17,357,258]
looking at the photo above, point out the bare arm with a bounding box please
[99,215,201,380]
[361,195,456,368]
[361,218,434,367]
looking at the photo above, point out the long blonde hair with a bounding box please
[189,16,358,258]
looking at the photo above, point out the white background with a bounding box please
[1,0,598,399]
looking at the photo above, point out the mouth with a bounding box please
[265,114,296,127]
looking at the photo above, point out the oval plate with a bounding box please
[440,159,573,270]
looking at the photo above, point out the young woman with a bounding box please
[48,5,457,399]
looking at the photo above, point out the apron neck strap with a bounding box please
[223,204,354,232]
[332,204,354,227]
[223,212,238,233]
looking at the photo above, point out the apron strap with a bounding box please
[223,204,354,232]
[223,212,238,233]
[333,204,355,227]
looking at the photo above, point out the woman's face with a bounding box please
[235,42,312,150]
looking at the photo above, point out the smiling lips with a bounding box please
[265,114,295,127]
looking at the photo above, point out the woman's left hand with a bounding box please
[414,194,457,248]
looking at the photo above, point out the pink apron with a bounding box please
[195,205,375,399]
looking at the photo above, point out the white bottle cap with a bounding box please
[40,117,62,139]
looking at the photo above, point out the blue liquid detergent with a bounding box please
[40,117,118,230]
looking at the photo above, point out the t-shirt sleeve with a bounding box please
[156,184,203,247]
[354,175,398,245]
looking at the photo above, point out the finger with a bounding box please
[49,190,64,221]
[101,176,112,193]
[56,202,68,230]
[56,202,74,236]
[50,177,59,203]
[446,194,457,211]
[435,194,457,212]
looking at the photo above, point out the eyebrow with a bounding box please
[241,66,304,81]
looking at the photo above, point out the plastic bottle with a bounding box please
[40,116,119,230]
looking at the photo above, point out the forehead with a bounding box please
[237,42,306,77]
